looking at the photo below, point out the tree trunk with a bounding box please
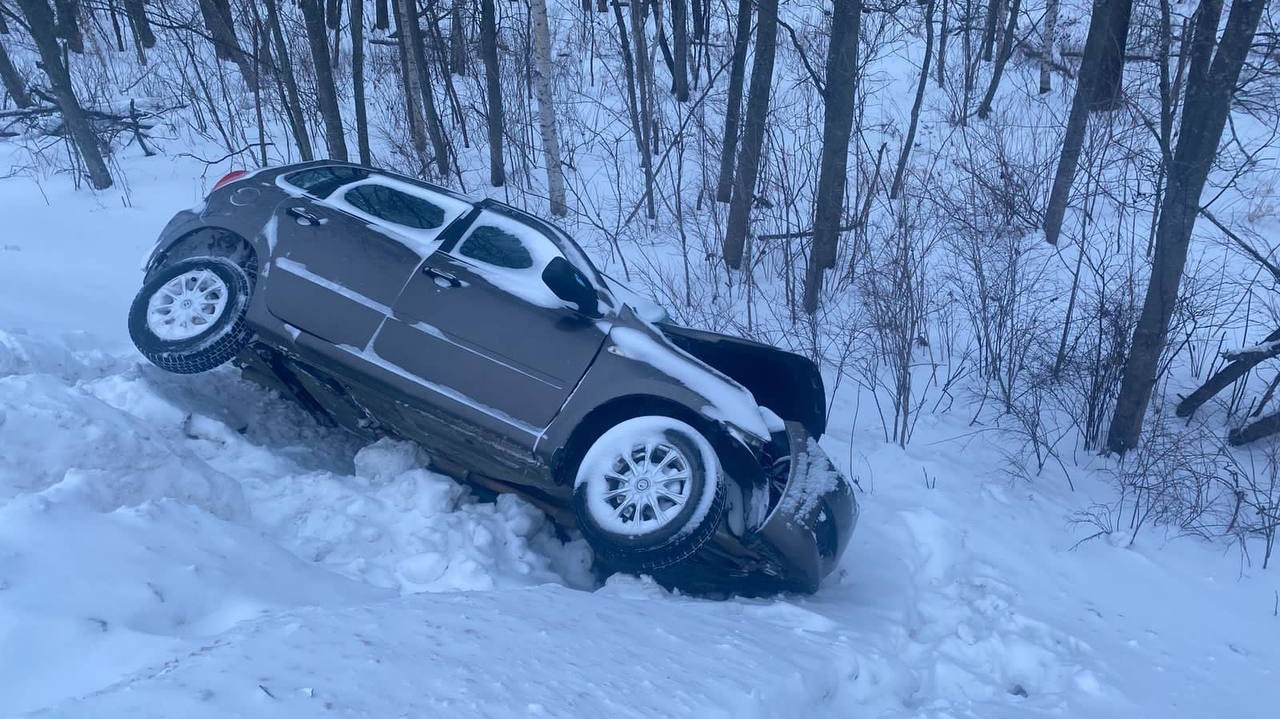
[1105,0,1267,454]
[264,0,313,161]
[326,0,341,29]
[198,0,257,86]
[121,0,154,48]
[891,0,934,196]
[0,34,32,107]
[981,0,1001,61]
[1042,0,1120,246]
[393,0,430,171]
[53,0,81,53]
[375,0,389,30]
[529,0,566,216]
[450,0,467,76]
[722,0,779,269]
[671,0,689,101]
[936,0,947,87]
[1092,0,1133,109]
[1040,0,1058,93]
[350,0,371,164]
[398,0,449,175]
[15,0,111,188]
[1177,326,1280,418]
[479,0,505,186]
[631,0,656,219]
[802,0,862,312]
[715,0,753,203]
[976,0,1021,118]
[0,4,9,34]
[301,0,348,160]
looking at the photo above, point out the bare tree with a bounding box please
[715,0,752,203]
[804,0,862,311]
[375,0,388,30]
[396,0,449,175]
[630,0,655,219]
[14,0,111,188]
[671,0,688,101]
[0,33,32,107]
[530,0,566,216]
[52,0,80,53]
[479,0,504,186]
[197,0,256,86]
[1106,0,1268,454]
[449,0,466,76]
[264,0,313,161]
[122,0,153,48]
[301,0,348,160]
[1042,0,1130,246]
[891,0,935,196]
[977,0,1021,118]
[351,0,371,164]
[1040,0,1058,93]
[722,0,779,268]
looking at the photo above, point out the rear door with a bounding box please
[263,174,471,350]
[373,208,609,431]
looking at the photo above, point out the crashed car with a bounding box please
[128,161,857,593]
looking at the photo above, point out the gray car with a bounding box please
[128,161,857,594]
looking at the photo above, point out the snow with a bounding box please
[2,87,1279,719]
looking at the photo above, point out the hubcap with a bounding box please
[145,269,229,341]
[589,440,692,535]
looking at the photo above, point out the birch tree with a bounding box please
[530,0,567,216]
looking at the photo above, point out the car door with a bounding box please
[373,208,609,433]
[263,176,470,350]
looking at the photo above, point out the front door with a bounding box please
[373,209,609,432]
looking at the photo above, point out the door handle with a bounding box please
[422,265,461,288]
[287,206,321,226]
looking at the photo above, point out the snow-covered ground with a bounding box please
[2,159,1277,718]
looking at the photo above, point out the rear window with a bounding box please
[343,184,446,230]
[283,166,370,197]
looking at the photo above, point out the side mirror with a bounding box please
[542,256,600,317]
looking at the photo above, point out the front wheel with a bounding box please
[572,416,726,573]
[127,257,253,374]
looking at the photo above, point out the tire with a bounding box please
[572,416,727,572]
[128,257,253,374]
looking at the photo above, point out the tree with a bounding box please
[803,0,862,312]
[300,0,348,161]
[197,0,256,86]
[891,0,934,195]
[395,0,449,176]
[0,34,32,108]
[722,0,779,268]
[375,0,388,30]
[715,0,752,203]
[529,0,566,216]
[1039,0,1058,93]
[671,0,688,101]
[122,0,154,48]
[1105,0,1268,454]
[449,0,466,76]
[350,0,371,164]
[1041,0,1132,246]
[264,0,313,161]
[976,0,1021,118]
[14,0,111,188]
[52,0,80,53]
[479,0,505,186]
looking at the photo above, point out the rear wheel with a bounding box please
[128,257,253,374]
[572,416,726,572]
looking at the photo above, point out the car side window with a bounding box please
[283,166,369,198]
[458,225,534,269]
[343,185,446,230]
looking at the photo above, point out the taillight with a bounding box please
[211,170,249,192]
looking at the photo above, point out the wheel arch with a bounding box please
[148,226,260,285]
[550,394,718,488]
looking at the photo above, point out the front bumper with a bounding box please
[746,422,858,592]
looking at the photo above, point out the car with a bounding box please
[128,161,857,594]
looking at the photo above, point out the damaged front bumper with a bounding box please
[745,421,858,593]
